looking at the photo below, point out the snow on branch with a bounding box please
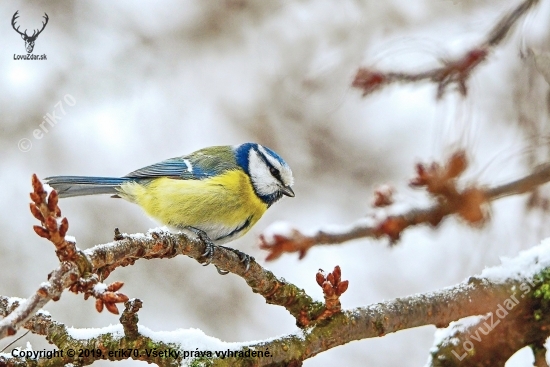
[4,238,550,365]
[352,0,540,98]
[84,230,349,328]
[428,240,550,366]
[259,152,550,260]
[0,263,78,339]
[0,175,132,339]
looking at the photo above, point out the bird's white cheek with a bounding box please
[248,150,279,196]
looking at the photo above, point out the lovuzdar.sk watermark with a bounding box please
[12,10,48,60]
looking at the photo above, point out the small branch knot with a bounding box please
[120,298,143,339]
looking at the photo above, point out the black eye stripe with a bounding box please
[257,149,284,184]
[270,167,282,181]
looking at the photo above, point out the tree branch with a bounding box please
[352,0,540,98]
[428,265,550,366]
[259,157,550,260]
[0,262,78,339]
[4,242,550,366]
[84,229,347,327]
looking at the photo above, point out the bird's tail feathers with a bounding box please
[44,176,130,198]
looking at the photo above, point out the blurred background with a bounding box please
[1,0,550,365]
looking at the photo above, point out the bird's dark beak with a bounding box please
[280,185,295,197]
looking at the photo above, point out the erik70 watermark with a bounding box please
[18,95,76,153]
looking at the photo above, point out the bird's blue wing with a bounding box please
[124,147,237,180]
[124,157,200,179]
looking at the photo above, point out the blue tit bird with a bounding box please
[45,143,294,271]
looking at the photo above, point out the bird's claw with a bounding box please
[187,228,253,274]
[215,266,230,275]
[201,240,215,266]
[220,246,254,273]
[187,227,216,266]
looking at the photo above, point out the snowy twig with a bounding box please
[0,173,86,338]
[0,278,533,366]
[352,0,540,98]
[0,312,188,367]
[0,176,135,340]
[0,263,78,339]
[260,156,550,260]
[5,242,550,366]
[427,250,550,367]
[33,173,130,315]
[84,228,338,327]
[428,298,546,366]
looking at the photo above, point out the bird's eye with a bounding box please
[269,167,279,177]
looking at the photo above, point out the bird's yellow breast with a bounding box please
[117,169,268,241]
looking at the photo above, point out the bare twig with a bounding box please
[352,0,540,98]
[30,174,75,262]
[259,156,550,260]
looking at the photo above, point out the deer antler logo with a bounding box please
[12,11,49,54]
